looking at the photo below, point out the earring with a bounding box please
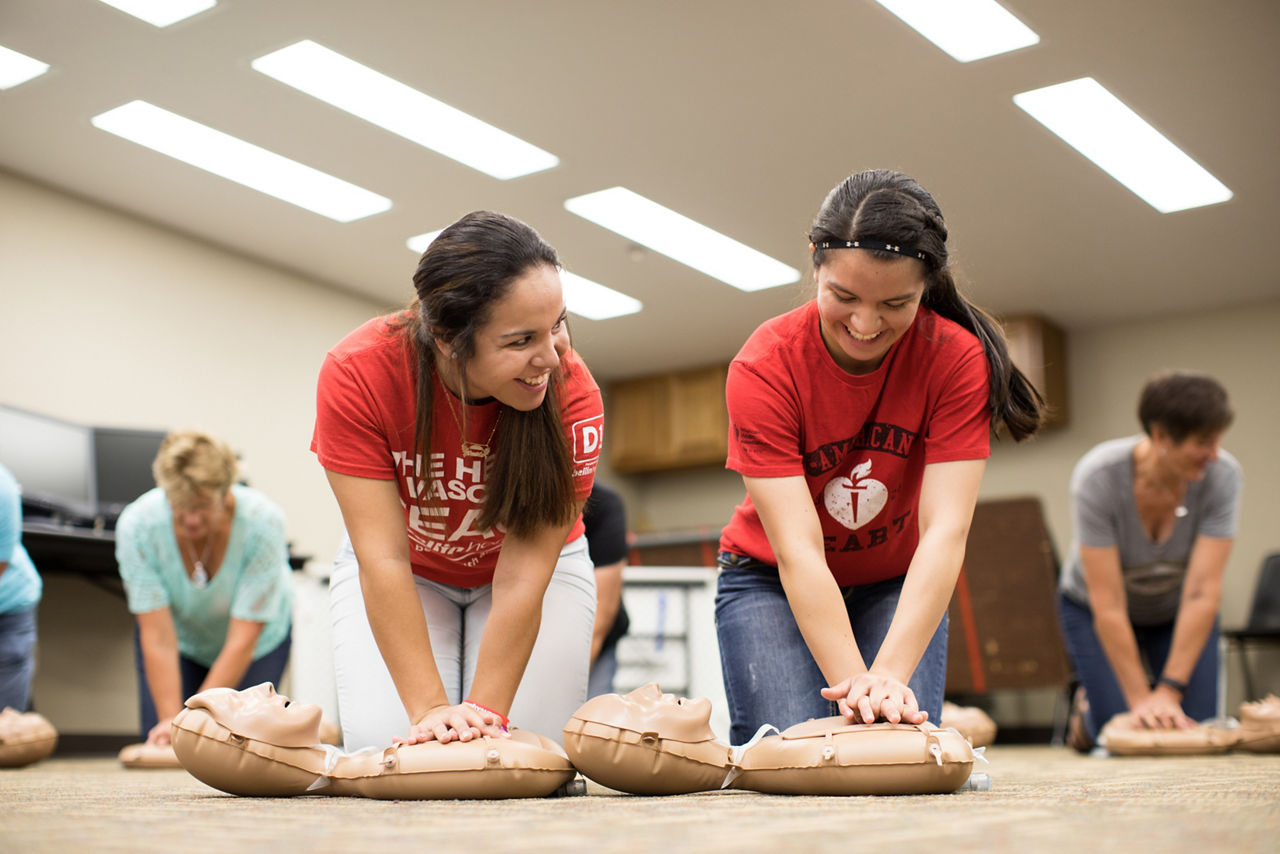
[450,352,458,360]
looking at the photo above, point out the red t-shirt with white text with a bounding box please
[721,303,990,586]
[312,315,603,587]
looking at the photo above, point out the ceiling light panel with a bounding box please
[0,45,50,89]
[96,0,216,27]
[253,40,558,180]
[406,231,443,254]
[91,100,391,222]
[565,187,800,292]
[874,0,1039,62]
[560,271,643,321]
[1014,78,1232,213]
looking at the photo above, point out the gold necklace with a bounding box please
[439,377,500,459]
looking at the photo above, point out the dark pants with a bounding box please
[133,625,292,738]
[1057,592,1219,741]
[0,606,38,712]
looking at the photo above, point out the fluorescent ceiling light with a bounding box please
[406,230,443,254]
[874,0,1038,62]
[96,0,216,27]
[1014,78,1232,213]
[560,271,642,320]
[91,100,391,222]
[405,233,641,320]
[0,45,50,89]
[253,40,558,180]
[565,187,799,292]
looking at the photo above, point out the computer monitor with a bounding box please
[0,404,97,521]
[92,426,168,519]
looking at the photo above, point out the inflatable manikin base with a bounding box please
[1236,695,1280,753]
[170,685,575,799]
[941,702,997,748]
[1099,713,1241,756]
[564,684,731,795]
[0,707,58,768]
[564,685,978,797]
[730,718,975,796]
[119,742,183,768]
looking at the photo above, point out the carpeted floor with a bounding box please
[2,746,1278,853]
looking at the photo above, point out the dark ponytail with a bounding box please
[809,170,1044,440]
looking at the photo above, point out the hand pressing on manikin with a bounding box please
[822,670,929,726]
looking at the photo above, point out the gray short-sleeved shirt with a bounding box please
[1059,435,1242,625]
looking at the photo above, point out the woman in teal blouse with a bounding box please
[115,430,293,745]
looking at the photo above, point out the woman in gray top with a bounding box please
[1057,372,1241,750]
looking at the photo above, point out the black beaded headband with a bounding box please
[816,239,926,261]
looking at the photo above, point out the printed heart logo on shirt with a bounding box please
[823,459,888,530]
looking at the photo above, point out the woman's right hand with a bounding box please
[821,672,929,725]
[394,703,509,746]
[1130,687,1193,730]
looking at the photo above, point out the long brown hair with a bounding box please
[809,169,1044,441]
[389,211,577,538]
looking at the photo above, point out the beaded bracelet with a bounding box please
[464,699,509,731]
[1157,675,1188,694]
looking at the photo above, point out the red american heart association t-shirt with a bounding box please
[720,302,990,587]
[312,314,603,587]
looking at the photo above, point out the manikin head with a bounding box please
[186,683,323,748]
[573,684,716,743]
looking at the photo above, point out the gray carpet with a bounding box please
[2,746,1278,853]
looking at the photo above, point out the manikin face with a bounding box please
[438,264,570,411]
[169,490,229,540]
[188,683,323,748]
[1153,428,1224,482]
[611,684,716,742]
[814,249,925,375]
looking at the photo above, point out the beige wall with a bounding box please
[3,170,1276,732]
[2,172,387,732]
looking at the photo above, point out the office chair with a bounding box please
[1224,553,1280,700]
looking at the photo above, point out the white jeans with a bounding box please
[329,534,595,750]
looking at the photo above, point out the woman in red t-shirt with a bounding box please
[716,170,1043,744]
[313,211,603,750]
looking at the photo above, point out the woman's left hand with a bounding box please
[821,672,929,725]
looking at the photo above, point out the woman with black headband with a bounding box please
[715,169,1043,744]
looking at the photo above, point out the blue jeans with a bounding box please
[715,554,948,745]
[133,625,292,738]
[1057,592,1219,741]
[0,606,38,712]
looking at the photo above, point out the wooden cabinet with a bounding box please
[1002,315,1069,429]
[608,365,729,473]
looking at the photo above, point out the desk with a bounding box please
[21,521,310,580]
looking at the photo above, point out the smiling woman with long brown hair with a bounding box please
[313,211,603,750]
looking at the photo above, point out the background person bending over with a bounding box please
[0,461,41,712]
[715,169,1044,745]
[583,481,631,699]
[116,431,294,745]
[314,211,602,750]
[1058,372,1240,750]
